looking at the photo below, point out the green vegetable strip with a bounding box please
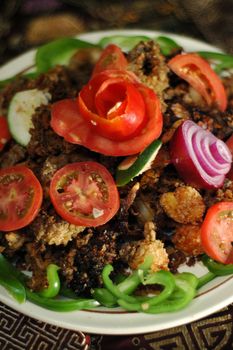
[102,264,176,312]
[92,288,117,308]
[35,37,97,73]
[118,273,197,314]
[155,36,181,56]
[0,254,26,303]
[93,256,153,307]
[26,289,99,312]
[202,255,233,276]
[198,51,233,73]
[38,264,60,298]
[98,35,150,51]
[197,271,216,289]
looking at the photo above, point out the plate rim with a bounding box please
[0,28,232,335]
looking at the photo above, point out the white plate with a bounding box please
[0,29,232,335]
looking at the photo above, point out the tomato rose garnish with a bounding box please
[50,162,120,227]
[51,70,162,156]
[51,43,163,156]
[78,70,147,141]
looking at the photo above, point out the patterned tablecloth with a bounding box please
[0,1,233,349]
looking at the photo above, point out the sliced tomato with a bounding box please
[51,84,162,156]
[92,44,128,76]
[0,166,43,231]
[78,71,147,141]
[168,53,227,112]
[201,202,233,263]
[49,162,120,227]
[0,116,11,151]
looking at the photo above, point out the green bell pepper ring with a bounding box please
[202,255,233,276]
[0,254,26,303]
[93,256,153,307]
[38,264,60,298]
[115,270,176,312]
[118,272,197,314]
[26,289,99,312]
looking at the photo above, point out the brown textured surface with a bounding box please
[0,1,233,349]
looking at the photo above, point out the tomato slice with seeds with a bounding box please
[168,53,227,112]
[49,162,120,227]
[201,202,233,264]
[0,166,43,231]
[92,44,128,76]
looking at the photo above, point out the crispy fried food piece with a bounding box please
[30,210,85,246]
[4,231,26,251]
[172,224,204,256]
[127,40,169,107]
[160,186,205,224]
[120,221,169,272]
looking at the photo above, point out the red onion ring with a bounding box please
[170,120,232,189]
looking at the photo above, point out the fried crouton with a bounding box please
[127,40,169,105]
[172,224,204,256]
[30,210,85,246]
[160,186,205,224]
[120,221,169,272]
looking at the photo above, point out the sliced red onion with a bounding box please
[170,120,232,189]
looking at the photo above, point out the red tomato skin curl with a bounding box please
[168,53,227,112]
[201,202,233,264]
[0,166,43,231]
[92,44,128,76]
[49,162,120,227]
[0,116,11,151]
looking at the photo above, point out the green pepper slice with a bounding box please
[155,36,181,56]
[202,255,233,276]
[35,37,97,73]
[98,34,150,51]
[198,51,233,73]
[0,254,26,303]
[38,264,60,298]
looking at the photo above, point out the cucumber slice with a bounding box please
[8,89,51,146]
[116,139,162,186]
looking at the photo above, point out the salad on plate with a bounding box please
[0,30,233,320]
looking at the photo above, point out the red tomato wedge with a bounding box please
[0,116,11,151]
[0,166,43,231]
[49,162,120,227]
[201,202,233,264]
[51,84,162,156]
[168,53,227,112]
[78,71,147,141]
[92,44,128,76]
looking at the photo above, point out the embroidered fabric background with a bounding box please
[0,1,233,349]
